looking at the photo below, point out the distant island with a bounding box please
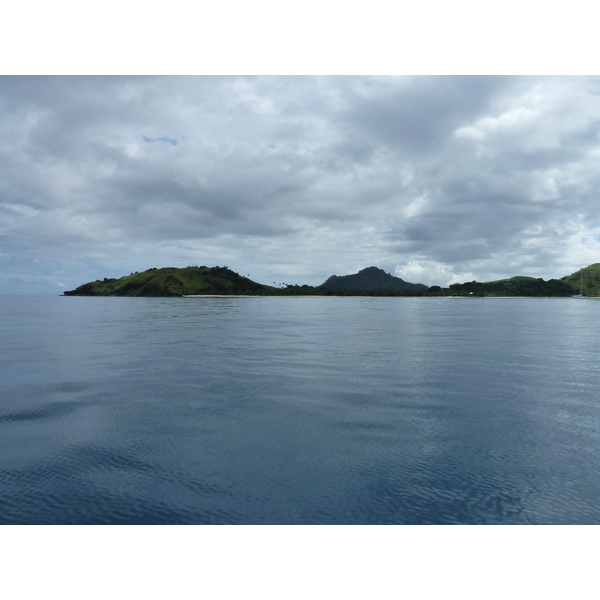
[63,263,600,297]
[320,267,428,291]
[62,265,432,297]
[63,266,266,297]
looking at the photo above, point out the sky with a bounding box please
[2,74,600,293]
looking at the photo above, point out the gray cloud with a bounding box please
[1,75,600,293]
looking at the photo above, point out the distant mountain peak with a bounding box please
[320,266,428,291]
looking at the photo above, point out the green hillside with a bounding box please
[320,266,428,291]
[445,265,600,297]
[485,276,539,284]
[63,266,269,296]
[447,276,573,297]
[561,263,600,296]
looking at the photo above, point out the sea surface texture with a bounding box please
[1,295,600,524]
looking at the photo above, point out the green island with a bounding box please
[62,264,600,297]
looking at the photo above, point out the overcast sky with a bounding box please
[2,75,600,293]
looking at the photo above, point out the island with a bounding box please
[63,264,600,298]
[63,266,267,297]
[320,267,428,291]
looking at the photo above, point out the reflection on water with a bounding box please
[1,296,600,524]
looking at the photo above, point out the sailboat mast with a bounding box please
[573,270,588,298]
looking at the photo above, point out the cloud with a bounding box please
[1,76,600,293]
[143,136,178,146]
[394,260,476,288]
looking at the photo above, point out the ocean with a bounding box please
[1,295,600,524]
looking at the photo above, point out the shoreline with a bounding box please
[181,294,583,299]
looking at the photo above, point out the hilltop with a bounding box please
[320,267,428,291]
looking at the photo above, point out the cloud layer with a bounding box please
[1,76,600,293]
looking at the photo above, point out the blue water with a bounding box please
[1,295,600,524]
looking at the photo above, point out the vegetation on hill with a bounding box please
[320,266,428,291]
[275,285,427,296]
[63,266,268,297]
[443,276,573,297]
[560,263,600,296]
[451,263,600,297]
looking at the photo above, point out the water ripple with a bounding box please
[2,296,600,523]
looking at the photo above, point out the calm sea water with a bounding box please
[1,295,600,524]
